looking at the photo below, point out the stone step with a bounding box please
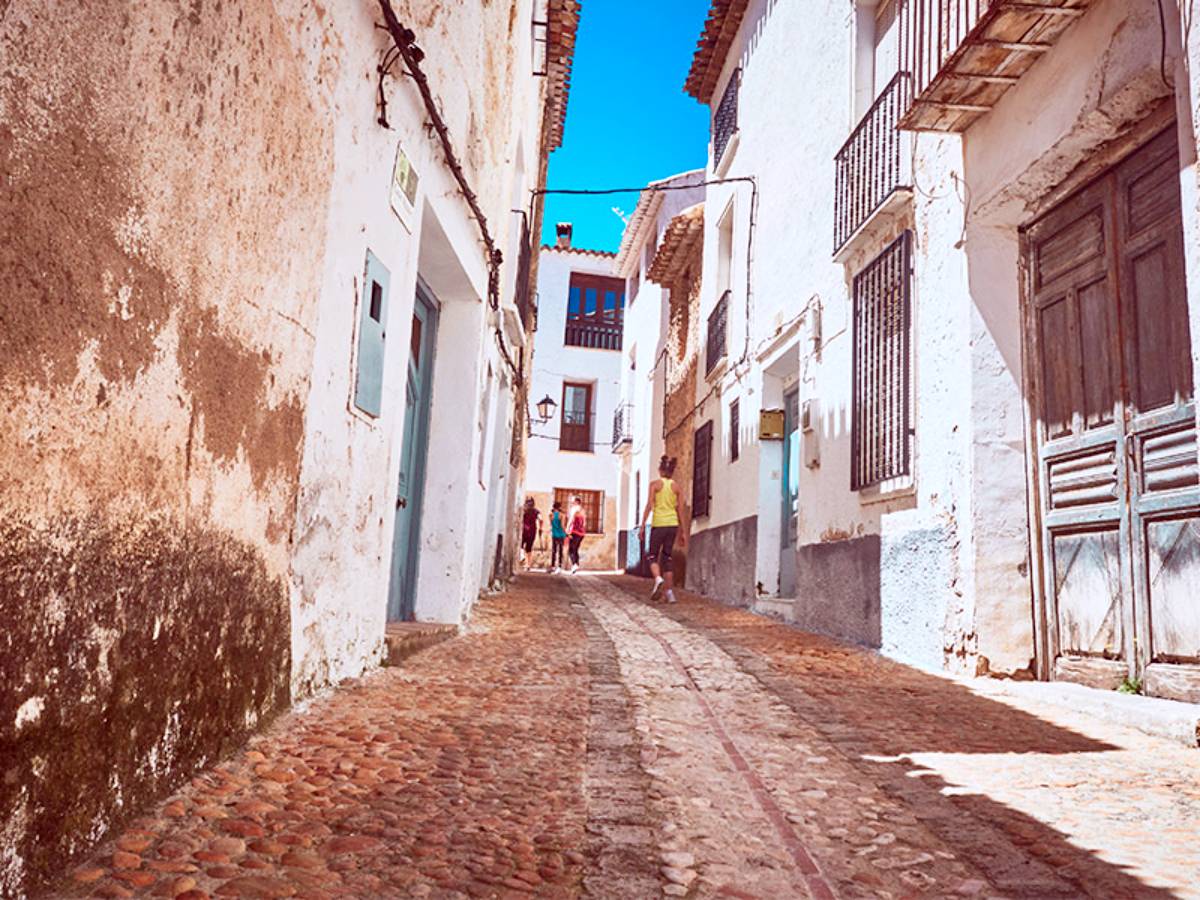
[383,622,458,666]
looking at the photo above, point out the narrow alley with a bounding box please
[61,579,1200,900]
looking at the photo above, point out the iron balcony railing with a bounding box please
[706,290,730,375]
[612,403,634,452]
[834,72,913,255]
[713,69,739,165]
[899,0,989,108]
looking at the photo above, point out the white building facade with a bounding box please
[524,228,624,570]
[656,0,1200,699]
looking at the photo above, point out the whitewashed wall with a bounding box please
[526,246,624,540]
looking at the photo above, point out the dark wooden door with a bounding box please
[1025,128,1200,701]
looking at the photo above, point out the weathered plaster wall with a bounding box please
[688,515,758,606]
[0,2,331,892]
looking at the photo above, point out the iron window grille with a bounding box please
[713,69,740,165]
[851,230,913,491]
[693,420,714,518]
[554,487,603,534]
[515,214,534,330]
[565,272,625,350]
[706,290,730,375]
[612,402,634,451]
[833,72,913,254]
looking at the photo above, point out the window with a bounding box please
[852,231,912,490]
[565,272,625,350]
[554,488,604,534]
[693,420,713,518]
[730,399,740,461]
[560,381,592,452]
[354,250,390,417]
[706,291,729,375]
[477,364,494,485]
[713,69,740,164]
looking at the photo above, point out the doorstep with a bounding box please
[383,622,459,666]
[966,677,1200,748]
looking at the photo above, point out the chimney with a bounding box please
[555,222,573,249]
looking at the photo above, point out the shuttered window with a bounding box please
[730,399,740,461]
[693,420,713,518]
[554,488,603,534]
[852,231,912,490]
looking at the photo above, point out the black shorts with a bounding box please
[648,526,677,571]
[522,532,536,553]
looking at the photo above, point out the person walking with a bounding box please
[520,497,541,570]
[638,455,688,603]
[567,495,587,575]
[548,500,567,573]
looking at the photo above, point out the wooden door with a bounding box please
[560,382,592,452]
[1025,128,1200,700]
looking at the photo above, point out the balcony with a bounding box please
[612,403,633,452]
[834,72,913,260]
[712,69,739,170]
[564,319,622,350]
[898,0,1094,132]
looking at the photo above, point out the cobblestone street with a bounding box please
[62,576,1200,900]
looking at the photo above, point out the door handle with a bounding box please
[397,497,408,509]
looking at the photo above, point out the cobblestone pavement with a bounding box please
[58,575,1199,899]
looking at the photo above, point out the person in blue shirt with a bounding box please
[548,500,568,573]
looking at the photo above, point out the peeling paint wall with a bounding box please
[0,1,331,892]
[1,0,553,891]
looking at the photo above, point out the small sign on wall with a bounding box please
[391,143,419,232]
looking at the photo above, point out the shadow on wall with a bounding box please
[616,577,1178,899]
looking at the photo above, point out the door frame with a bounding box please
[1019,123,1200,691]
[387,278,440,621]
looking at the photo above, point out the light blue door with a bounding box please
[388,281,439,621]
[355,251,390,417]
[780,388,800,596]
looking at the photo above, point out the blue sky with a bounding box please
[540,0,711,253]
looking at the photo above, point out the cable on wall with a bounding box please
[376,0,523,385]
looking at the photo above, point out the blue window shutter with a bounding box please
[354,250,390,416]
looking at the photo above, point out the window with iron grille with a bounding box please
[729,399,740,462]
[693,420,713,518]
[713,69,740,165]
[852,230,913,490]
[565,272,624,350]
[554,487,603,534]
[706,291,730,375]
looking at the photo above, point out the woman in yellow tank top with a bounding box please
[638,455,689,603]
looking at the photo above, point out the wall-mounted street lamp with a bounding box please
[536,394,557,423]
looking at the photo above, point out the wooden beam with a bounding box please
[917,99,994,113]
[999,2,1086,15]
[977,39,1054,52]
[943,71,1022,85]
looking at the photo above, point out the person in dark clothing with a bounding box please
[520,497,541,568]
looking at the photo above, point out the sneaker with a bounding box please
[571,565,579,575]
[649,577,664,602]
[666,590,677,604]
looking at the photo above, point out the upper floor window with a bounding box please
[560,381,593,453]
[851,230,912,490]
[713,69,740,166]
[565,272,625,350]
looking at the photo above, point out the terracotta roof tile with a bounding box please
[543,0,581,150]
[684,0,750,104]
[647,203,704,285]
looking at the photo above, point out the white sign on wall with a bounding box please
[391,143,419,232]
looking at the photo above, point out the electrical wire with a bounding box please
[534,177,760,448]
[1157,0,1176,92]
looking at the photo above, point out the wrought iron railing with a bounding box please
[612,403,633,451]
[899,0,987,110]
[713,69,740,165]
[706,290,730,375]
[834,72,913,254]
